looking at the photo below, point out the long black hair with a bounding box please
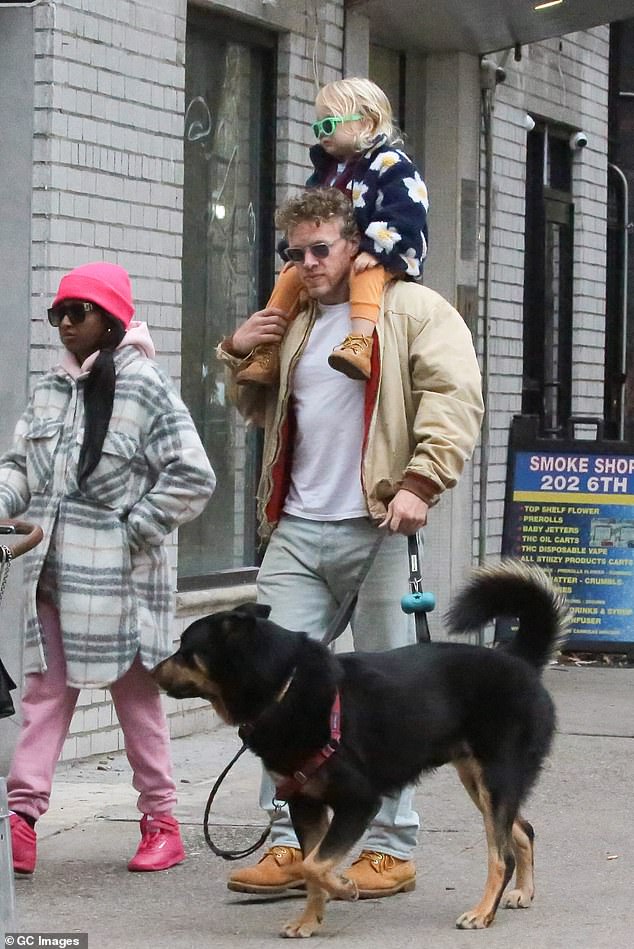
[78,313,127,487]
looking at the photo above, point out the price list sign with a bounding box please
[501,445,634,652]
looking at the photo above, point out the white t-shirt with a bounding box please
[283,302,368,521]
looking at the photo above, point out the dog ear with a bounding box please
[233,602,271,620]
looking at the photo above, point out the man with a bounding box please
[216,187,484,898]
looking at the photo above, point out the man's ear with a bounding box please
[233,602,271,620]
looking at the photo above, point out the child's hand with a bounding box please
[353,252,380,273]
[231,307,288,356]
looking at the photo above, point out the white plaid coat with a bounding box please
[0,333,215,687]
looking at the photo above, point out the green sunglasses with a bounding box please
[311,113,363,139]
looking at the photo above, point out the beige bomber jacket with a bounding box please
[217,280,484,540]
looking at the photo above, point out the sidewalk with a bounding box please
[7,664,634,949]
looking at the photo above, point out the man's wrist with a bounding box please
[399,473,441,506]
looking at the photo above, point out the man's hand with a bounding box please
[352,251,380,273]
[379,489,429,534]
[231,307,288,357]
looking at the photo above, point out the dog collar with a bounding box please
[274,690,341,802]
[238,668,296,742]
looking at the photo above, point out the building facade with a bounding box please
[0,0,629,764]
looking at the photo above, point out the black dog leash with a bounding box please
[202,531,384,860]
[320,531,384,647]
[203,743,283,861]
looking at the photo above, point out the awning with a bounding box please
[351,0,634,54]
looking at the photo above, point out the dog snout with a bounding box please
[152,654,189,696]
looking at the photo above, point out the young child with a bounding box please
[236,76,429,385]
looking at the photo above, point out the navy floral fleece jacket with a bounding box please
[306,134,429,278]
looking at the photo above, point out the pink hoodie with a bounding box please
[59,321,156,380]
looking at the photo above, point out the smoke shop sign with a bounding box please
[503,449,634,650]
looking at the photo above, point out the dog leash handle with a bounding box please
[401,533,434,643]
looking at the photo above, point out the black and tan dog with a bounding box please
[154,560,569,938]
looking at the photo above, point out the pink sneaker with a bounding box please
[10,812,37,874]
[127,814,185,872]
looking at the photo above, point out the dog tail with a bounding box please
[446,560,571,669]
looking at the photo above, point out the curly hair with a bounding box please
[275,188,359,240]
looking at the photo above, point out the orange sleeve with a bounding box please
[349,266,390,324]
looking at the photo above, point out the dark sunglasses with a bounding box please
[47,301,97,327]
[284,238,344,264]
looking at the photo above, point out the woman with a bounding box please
[0,262,215,873]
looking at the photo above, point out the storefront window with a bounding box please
[178,12,275,586]
[522,123,573,436]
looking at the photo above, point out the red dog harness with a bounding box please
[274,691,341,802]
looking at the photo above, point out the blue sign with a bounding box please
[503,447,634,650]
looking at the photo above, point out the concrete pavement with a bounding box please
[5,663,634,949]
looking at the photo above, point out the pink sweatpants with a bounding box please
[8,598,177,821]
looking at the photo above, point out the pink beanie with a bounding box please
[52,262,135,329]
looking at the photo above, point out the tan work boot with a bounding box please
[340,850,416,899]
[235,343,280,386]
[328,334,373,381]
[227,846,305,894]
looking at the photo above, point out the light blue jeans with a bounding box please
[256,514,420,860]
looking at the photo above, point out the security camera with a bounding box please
[569,130,588,150]
[480,58,506,89]
[523,114,536,132]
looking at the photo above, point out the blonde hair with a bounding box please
[315,77,403,151]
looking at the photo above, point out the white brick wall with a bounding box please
[31,0,187,384]
[477,26,610,560]
[275,2,343,203]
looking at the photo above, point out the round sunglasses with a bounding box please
[283,238,345,264]
[311,113,362,139]
[47,301,97,327]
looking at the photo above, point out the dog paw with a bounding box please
[501,887,533,909]
[281,918,318,939]
[455,910,493,930]
[335,875,358,902]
